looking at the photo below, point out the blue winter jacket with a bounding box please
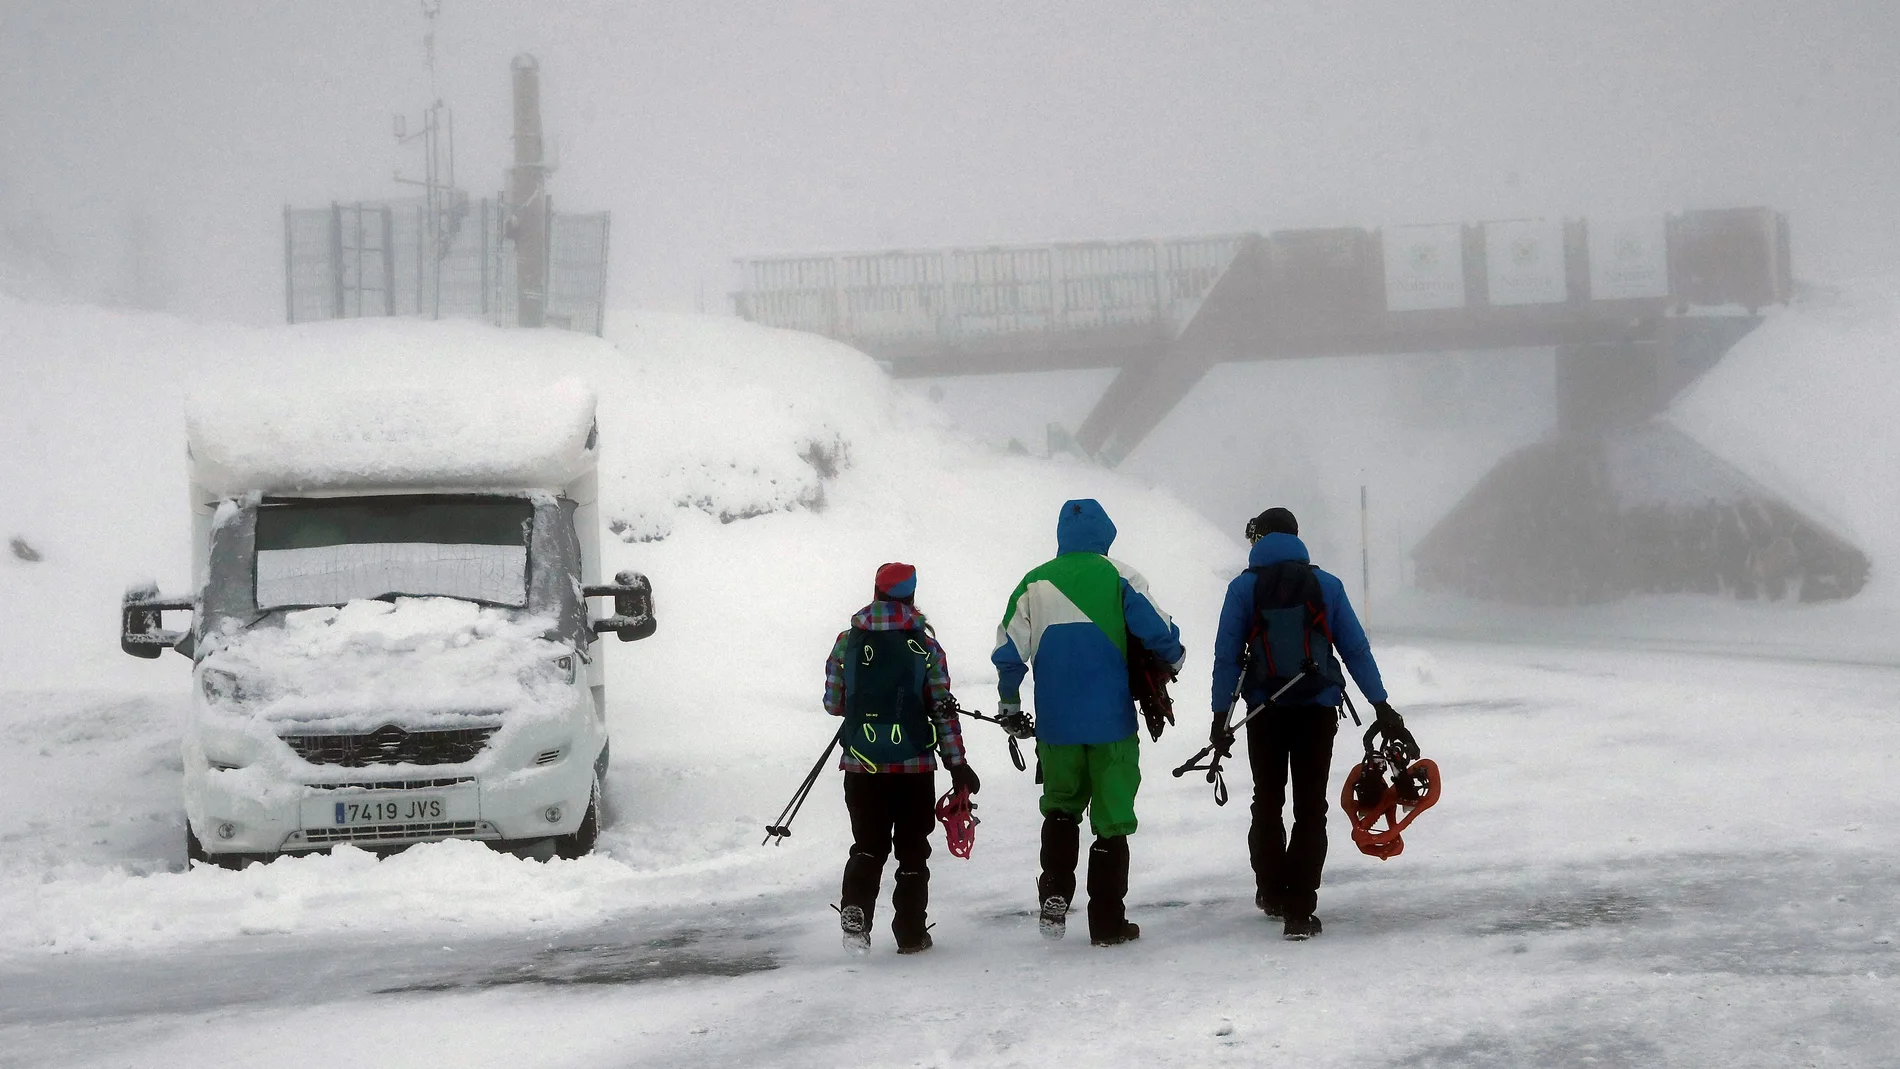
[993,499,1186,746]
[1210,532,1387,712]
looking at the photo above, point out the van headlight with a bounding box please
[197,725,261,770]
[550,653,577,685]
[200,667,244,706]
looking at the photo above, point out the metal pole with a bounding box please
[329,202,344,318]
[596,210,611,336]
[510,54,547,328]
[353,203,365,317]
[382,205,396,315]
[1360,483,1371,628]
[282,205,295,324]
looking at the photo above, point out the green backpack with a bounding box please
[841,628,937,768]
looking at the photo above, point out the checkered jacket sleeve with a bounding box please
[921,631,967,767]
[823,629,851,717]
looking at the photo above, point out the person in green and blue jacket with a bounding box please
[992,499,1184,946]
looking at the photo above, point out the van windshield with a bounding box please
[254,496,534,610]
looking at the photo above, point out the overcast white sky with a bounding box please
[2,1,1896,321]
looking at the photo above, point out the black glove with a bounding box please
[1209,711,1233,757]
[949,762,980,795]
[997,702,1036,740]
[1372,701,1418,762]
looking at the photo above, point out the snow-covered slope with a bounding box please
[1671,278,1900,600]
[0,294,1237,947]
[0,296,1235,692]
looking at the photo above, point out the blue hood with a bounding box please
[1056,499,1117,555]
[1248,532,1310,568]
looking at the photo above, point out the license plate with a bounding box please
[329,794,445,826]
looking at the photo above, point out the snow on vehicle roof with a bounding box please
[186,377,597,495]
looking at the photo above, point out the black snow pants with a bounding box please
[840,771,936,944]
[1246,703,1339,918]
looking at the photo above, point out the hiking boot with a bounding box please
[1038,895,1070,940]
[1085,835,1133,946]
[1282,913,1322,941]
[839,905,871,954]
[1038,812,1080,942]
[895,930,934,955]
[1255,890,1285,919]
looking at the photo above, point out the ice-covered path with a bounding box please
[2,637,1896,1069]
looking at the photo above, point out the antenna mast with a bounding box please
[393,0,466,318]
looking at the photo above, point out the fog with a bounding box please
[4,0,1898,617]
[4,1,1897,317]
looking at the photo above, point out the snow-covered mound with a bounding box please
[0,293,1239,952]
[0,296,1235,694]
[1671,277,1900,599]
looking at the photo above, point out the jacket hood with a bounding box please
[851,600,924,631]
[1056,499,1117,555]
[1248,532,1311,568]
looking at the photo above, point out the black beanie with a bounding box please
[1246,507,1299,541]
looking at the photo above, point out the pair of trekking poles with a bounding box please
[761,697,1025,852]
[1170,663,1359,807]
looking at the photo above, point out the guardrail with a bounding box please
[734,235,1248,350]
[734,208,1791,357]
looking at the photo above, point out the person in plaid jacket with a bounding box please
[824,562,979,954]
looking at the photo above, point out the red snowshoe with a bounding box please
[1339,723,1441,860]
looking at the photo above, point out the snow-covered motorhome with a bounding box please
[120,379,654,866]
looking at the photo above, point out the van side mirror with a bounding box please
[583,570,656,643]
[122,582,195,659]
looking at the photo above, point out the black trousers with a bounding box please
[1246,703,1339,918]
[841,771,935,941]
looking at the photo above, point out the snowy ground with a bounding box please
[2,637,1896,1069]
[5,287,1900,1066]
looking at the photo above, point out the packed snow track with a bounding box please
[1,639,1894,1069]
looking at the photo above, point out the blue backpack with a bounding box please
[1242,560,1343,705]
[841,628,937,767]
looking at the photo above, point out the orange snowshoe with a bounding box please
[1339,723,1441,860]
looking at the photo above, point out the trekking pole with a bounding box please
[1340,689,1363,727]
[762,727,842,846]
[945,698,1028,772]
[1171,666,1312,806]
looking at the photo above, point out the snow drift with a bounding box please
[0,291,1238,952]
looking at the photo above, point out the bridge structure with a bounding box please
[734,207,1789,462]
[733,208,1868,604]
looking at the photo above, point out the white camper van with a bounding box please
[120,379,654,866]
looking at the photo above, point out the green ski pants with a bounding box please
[1037,733,1141,837]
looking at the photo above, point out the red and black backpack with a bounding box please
[1242,560,1343,706]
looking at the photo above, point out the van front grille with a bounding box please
[297,820,496,846]
[304,776,476,791]
[282,726,498,767]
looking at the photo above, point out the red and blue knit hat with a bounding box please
[874,562,917,601]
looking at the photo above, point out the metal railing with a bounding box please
[284,197,609,336]
[734,235,1248,350]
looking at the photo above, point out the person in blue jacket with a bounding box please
[1210,507,1414,940]
[994,499,1185,946]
